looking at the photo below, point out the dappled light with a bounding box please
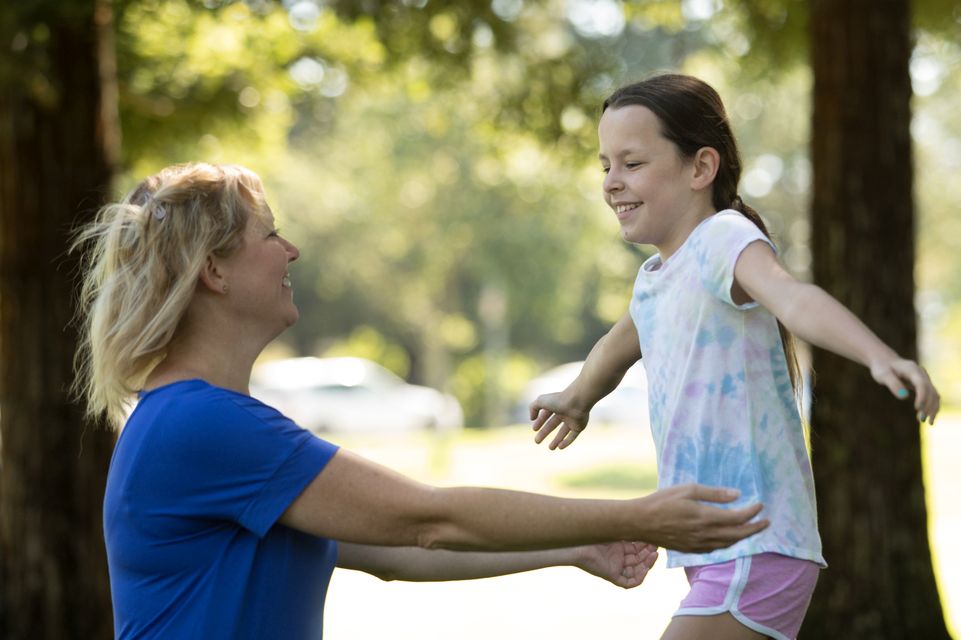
[2,0,960,637]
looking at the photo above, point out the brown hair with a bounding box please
[603,74,802,395]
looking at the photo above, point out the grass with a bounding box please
[554,462,658,492]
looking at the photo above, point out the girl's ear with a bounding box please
[197,255,228,294]
[691,146,720,190]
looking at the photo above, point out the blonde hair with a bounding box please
[72,162,267,428]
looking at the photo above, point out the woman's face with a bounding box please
[217,202,301,337]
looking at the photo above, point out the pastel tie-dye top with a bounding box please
[629,210,825,569]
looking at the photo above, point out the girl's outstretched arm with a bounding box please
[530,312,642,449]
[733,240,940,423]
[336,540,658,589]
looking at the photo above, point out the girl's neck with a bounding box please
[654,206,715,263]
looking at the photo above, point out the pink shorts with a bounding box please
[675,553,820,640]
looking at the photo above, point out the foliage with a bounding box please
[113,0,387,178]
[102,0,961,426]
[914,28,961,403]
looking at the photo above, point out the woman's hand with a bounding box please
[636,484,768,553]
[530,391,592,450]
[575,541,658,589]
[870,356,940,424]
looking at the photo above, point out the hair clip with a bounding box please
[143,192,166,221]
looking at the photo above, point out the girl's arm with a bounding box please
[733,240,940,423]
[530,312,642,449]
[280,448,767,553]
[336,540,658,589]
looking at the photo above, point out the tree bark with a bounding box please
[0,0,117,637]
[804,0,950,637]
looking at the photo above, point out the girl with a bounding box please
[73,162,769,639]
[529,74,940,640]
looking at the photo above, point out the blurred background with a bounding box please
[1,0,959,638]
[107,0,961,427]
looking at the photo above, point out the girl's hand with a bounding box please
[530,392,591,449]
[575,541,658,589]
[870,356,940,424]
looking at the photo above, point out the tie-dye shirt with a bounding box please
[629,210,825,569]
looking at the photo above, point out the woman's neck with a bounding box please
[145,332,261,395]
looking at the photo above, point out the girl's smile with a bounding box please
[598,105,715,260]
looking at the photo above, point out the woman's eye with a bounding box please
[601,166,611,174]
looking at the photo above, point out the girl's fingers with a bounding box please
[878,368,910,401]
[549,424,572,449]
[891,361,940,423]
[556,427,582,449]
[533,413,564,443]
[530,407,549,429]
[881,362,925,410]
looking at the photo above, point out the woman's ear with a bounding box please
[690,146,720,190]
[197,255,228,294]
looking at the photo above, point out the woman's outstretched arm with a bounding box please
[336,540,658,589]
[280,448,767,553]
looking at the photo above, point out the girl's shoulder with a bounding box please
[694,209,752,237]
[690,209,773,253]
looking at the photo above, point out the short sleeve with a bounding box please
[151,385,339,538]
[690,210,776,308]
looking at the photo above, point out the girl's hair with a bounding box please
[603,74,802,395]
[72,162,268,428]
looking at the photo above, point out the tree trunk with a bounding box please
[0,1,117,637]
[804,0,950,637]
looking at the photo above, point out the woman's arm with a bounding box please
[733,240,940,422]
[279,448,767,553]
[337,540,658,589]
[530,311,642,449]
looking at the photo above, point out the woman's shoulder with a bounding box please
[136,379,290,435]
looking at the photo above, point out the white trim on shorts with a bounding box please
[673,555,790,640]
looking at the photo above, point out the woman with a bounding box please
[73,162,768,639]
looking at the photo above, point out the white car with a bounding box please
[250,356,464,434]
[516,361,649,428]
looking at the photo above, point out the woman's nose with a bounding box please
[285,238,300,262]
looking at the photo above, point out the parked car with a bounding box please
[250,356,464,434]
[515,361,649,428]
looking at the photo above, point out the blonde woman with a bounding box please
[73,163,767,639]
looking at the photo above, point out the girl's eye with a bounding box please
[601,166,611,174]
[268,228,281,238]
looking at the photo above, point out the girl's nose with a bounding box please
[603,169,623,194]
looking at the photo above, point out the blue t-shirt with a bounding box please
[104,379,340,639]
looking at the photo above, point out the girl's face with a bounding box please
[598,105,702,255]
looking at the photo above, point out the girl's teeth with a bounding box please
[282,275,292,288]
